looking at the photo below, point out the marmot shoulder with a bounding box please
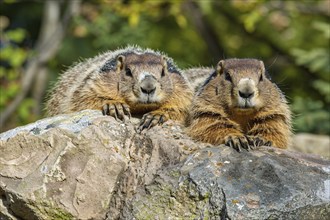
[186,58,292,150]
[46,46,193,131]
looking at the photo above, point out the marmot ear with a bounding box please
[161,56,168,77]
[259,60,266,74]
[216,60,225,75]
[259,60,266,81]
[117,55,125,71]
[161,56,168,68]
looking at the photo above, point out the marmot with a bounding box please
[186,58,292,151]
[46,46,193,131]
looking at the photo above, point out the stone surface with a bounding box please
[125,148,330,220]
[0,110,329,220]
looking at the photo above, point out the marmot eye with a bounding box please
[259,74,263,82]
[125,68,132,77]
[225,71,232,82]
[161,68,165,77]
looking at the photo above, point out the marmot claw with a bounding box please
[137,113,166,133]
[102,103,131,121]
[225,135,251,152]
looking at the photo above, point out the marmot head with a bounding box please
[101,51,179,106]
[215,58,270,113]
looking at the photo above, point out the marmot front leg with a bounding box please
[137,105,187,132]
[102,101,131,121]
[247,115,290,149]
[188,116,251,152]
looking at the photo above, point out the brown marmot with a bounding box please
[186,58,292,151]
[46,46,193,131]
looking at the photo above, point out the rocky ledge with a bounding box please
[0,110,329,220]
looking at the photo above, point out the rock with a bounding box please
[126,148,330,220]
[0,110,329,219]
[290,133,330,159]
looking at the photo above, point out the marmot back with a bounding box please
[46,46,193,131]
[183,67,214,92]
[187,58,292,150]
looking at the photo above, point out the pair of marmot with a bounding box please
[46,46,292,150]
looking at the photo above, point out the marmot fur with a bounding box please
[183,67,214,92]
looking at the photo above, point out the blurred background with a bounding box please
[0,0,329,154]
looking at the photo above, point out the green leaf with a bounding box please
[6,28,26,43]
[18,98,35,123]
[0,46,27,67]
[242,10,262,32]
[313,80,330,102]
[313,21,330,39]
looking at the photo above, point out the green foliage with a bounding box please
[292,97,330,135]
[291,48,329,75]
[0,69,19,106]
[290,20,330,135]
[3,0,16,3]
[18,98,36,124]
[0,29,27,110]
[0,28,36,126]
[313,80,330,103]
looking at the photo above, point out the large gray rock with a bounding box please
[0,110,329,220]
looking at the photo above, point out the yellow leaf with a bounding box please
[176,15,187,28]
[129,13,140,27]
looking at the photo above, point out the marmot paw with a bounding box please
[224,135,251,152]
[246,135,272,148]
[137,112,166,133]
[102,102,131,121]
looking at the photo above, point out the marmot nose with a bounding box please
[239,91,254,99]
[140,75,157,95]
[141,86,156,94]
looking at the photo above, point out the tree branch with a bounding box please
[182,1,223,61]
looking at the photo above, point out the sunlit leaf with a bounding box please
[128,12,140,27]
[313,21,330,39]
[18,98,35,123]
[242,10,262,32]
[176,15,187,28]
[6,28,26,43]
